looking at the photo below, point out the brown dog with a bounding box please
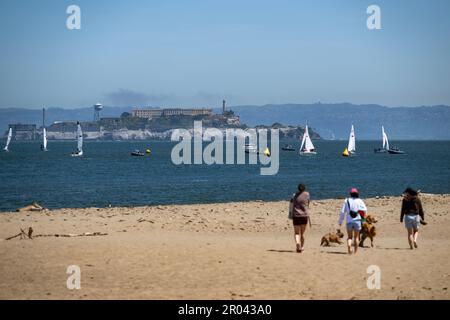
[360,215,378,247]
[320,229,344,246]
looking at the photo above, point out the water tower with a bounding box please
[93,103,103,121]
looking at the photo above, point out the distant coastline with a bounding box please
[1,103,450,140]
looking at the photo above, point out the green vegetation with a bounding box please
[98,114,242,132]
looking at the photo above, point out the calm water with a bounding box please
[0,140,449,211]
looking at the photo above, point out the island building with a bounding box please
[6,124,37,140]
[132,108,213,119]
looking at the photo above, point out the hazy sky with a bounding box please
[0,0,449,109]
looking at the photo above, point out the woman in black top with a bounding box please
[400,187,425,249]
[290,183,310,253]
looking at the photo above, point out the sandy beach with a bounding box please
[0,194,449,300]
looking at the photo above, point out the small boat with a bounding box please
[387,147,405,154]
[145,149,151,154]
[282,144,295,151]
[4,127,12,152]
[244,145,270,156]
[244,143,258,153]
[299,125,316,155]
[71,122,83,157]
[244,143,258,154]
[343,125,356,156]
[41,108,48,151]
[131,150,145,157]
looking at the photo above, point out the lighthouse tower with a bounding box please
[222,100,226,114]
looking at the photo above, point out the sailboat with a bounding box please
[299,125,316,155]
[71,122,83,157]
[343,125,356,157]
[41,108,48,151]
[374,126,389,153]
[42,128,48,151]
[374,126,405,154]
[4,128,12,152]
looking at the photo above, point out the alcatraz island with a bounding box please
[5,100,321,141]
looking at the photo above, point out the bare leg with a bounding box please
[353,230,360,254]
[294,225,301,252]
[413,229,419,248]
[300,224,307,251]
[346,228,353,254]
[407,228,414,249]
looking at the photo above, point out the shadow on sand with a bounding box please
[376,246,411,250]
[267,249,296,254]
[321,251,349,255]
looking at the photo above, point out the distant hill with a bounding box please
[1,103,449,140]
[227,103,450,140]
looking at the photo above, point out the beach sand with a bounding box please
[0,194,449,300]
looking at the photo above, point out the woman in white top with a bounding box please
[338,188,368,254]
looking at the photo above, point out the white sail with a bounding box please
[299,125,315,154]
[42,128,48,151]
[304,125,315,151]
[382,126,389,150]
[4,128,12,151]
[77,122,83,153]
[299,132,306,153]
[347,125,356,153]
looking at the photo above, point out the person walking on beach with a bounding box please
[401,187,425,249]
[290,183,311,253]
[338,188,367,255]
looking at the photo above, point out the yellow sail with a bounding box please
[342,148,349,157]
[263,147,271,157]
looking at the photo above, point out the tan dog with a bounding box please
[360,215,378,248]
[16,202,44,213]
[320,229,344,246]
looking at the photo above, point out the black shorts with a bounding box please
[293,216,308,226]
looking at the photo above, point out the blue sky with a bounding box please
[0,0,449,108]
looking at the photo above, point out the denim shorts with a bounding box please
[347,220,362,231]
[404,214,420,230]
